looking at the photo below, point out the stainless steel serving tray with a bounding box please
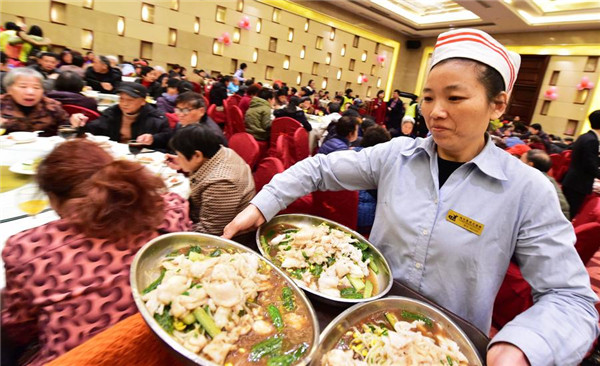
[130,232,320,366]
[256,214,393,306]
[311,296,484,366]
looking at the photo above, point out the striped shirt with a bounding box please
[189,147,255,236]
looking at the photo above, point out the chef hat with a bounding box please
[429,28,521,93]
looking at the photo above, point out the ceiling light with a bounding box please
[370,0,479,25]
[517,9,600,24]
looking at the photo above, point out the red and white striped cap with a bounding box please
[430,28,521,93]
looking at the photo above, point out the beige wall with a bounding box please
[532,55,599,137]
[1,0,396,97]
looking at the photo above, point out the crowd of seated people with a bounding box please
[2,21,600,365]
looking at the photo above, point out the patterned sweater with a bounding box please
[189,147,255,235]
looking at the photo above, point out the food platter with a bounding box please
[131,232,320,366]
[312,296,484,366]
[9,159,41,175]
[256,214,393,306]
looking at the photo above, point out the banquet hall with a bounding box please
[1,1,600,365]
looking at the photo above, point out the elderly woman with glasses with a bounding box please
[1,68,86,136]
[172,91,227,146]
[223,29,599,365]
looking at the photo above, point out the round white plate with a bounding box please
[8,132,38,144]
[165,175,184,188]
[9,161,37,175]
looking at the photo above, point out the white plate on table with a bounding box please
[9,160,38,175]
[165,175,184,188]
[8,132,38,144]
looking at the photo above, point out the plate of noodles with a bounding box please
[131,232,320,366]
[257,214,392,305]
[312,296,483,366]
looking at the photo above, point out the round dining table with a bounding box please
[0,135,190,288]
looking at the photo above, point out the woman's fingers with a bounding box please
[222,204,266,239]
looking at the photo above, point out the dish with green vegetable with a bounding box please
[257,214,392,304]
[131,232,319,366]
[313,297,483,366]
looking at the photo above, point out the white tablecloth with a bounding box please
[0,136,190,287]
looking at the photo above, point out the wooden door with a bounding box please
[505,55,549,124]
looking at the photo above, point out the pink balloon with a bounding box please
[549,86,556,92]
[577,83,584,91]
[588,82,595,89]
[362,76,369,83]
[581,76,590,83]
[549,92,558,101]
[377,55,386,63]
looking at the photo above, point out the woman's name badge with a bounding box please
[446,210,484,236]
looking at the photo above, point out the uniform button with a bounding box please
[434,199,438,204]
[415,262,422,269]
[422,229,428,235]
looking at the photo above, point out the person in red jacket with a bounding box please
[371,89,387,126]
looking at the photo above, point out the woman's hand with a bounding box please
[222,204,266,239]
[137,134,154,146]
[164,153,181,170]
[69,113,88,127]
[487,343,530,366]
[100,82,113,91]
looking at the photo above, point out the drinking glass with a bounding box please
[128,140,145,158]
[16,186,49,218]
[58,125,78,139]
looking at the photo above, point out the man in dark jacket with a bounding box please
[209,76,230,106]
[562,110,600,218]
[385,89,405,137]
[83,82,171,150]
[135,66,162,99]
[84,55,122,94]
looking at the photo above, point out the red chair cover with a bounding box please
[269,117,302,147]
[164,112,179,129]
[62,104,100,122]
[203,95,210,108]
[252,157,285,192]
[224,105,246,139]
[274,134,294,169]
[575,222,600,266]
[573,194,600,228]
[292,127,310,163]
[312,190,359,230]
[229,132,260,169]
[491,262,533,330]
[207,104,227,124]
[548,153,563,179]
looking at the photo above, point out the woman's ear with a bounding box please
[491,91,508,120]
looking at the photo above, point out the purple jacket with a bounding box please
[156,93,177,114]
[45,90,98,112]
[318,136,349,155]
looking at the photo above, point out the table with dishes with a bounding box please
[0,132,189,287]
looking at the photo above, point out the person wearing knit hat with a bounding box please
[223,28,598,366]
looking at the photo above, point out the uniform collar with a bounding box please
[401,134,508,181]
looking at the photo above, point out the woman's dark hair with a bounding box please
[435,58,505,102]
[175,91,205,110]
[290,87,297,94]
[276,89,287,98]
[361,117,376,133]
[177,81,194,94]
[36,139,165,240]
[98,55,111,69]
[71,54,85,67]
[166,78,180,89]
[140,66,154,77]
[345,88,353,95]
[246,84,262,97]
[284,96,300,113]
[336,116,359,137]
[590,110,600,130]
[60,50,72,64]
[54,71,84,93]
[257,88,274,101]
[169,124,222,160]
[361,125,391,148]
[236,85,247,96]
[28,25,43,37]
[377,90,385,97]
[4,22,20,31]
[240,63,247,69]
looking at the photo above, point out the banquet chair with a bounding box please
[203,95,210,108]
[274,134,295,169]
[548,153,563,179]
[224,105,246,139]
[492,221,600,330]
[164,113,179,129]
[253,157,285,192]
[229,132,260,169]
[207,103,227,125]
[269,117,302,147]
[62,104,100,122]
[312,190,359,230]
[573,194,600,228]
[292,127,310,163]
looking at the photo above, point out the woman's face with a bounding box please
[62,52,72,64]
[9,76,44,106]
[401,122,414,135]
[92,58,108,73]
[143,71,157,83]
[377,91,384,99]
[421,60,506,160]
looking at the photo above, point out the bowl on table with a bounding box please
[8,131,38,144]
[256,214,393,306]
[131,232,320,366]
[312,296,484,366]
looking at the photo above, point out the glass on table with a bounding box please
[58,125,78,139]
[16,186,49,218]
[128,140,146,158]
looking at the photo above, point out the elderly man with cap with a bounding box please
[75,82,171,150]
[84,55,122,94]
[223,28,598,365]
